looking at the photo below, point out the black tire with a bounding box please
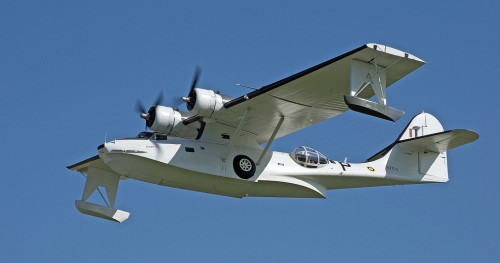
[233,155,256,179]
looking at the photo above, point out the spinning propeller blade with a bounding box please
[183,66,202,111]
[135,100,147,115]
[153,91,164,106]
[189,66,201,96]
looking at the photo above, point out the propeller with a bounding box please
[181,66,201,111]
[153,90,164,106]
[134,66,203,130]
[134,91,164,129]
[135,100,146,117]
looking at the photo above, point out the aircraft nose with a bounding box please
[97,142,113,163]
[98,140,147,160]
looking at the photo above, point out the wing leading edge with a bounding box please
[217,43,425,144]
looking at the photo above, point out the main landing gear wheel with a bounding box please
[233,155,256,179]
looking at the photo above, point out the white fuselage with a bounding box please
[98,136,431,199]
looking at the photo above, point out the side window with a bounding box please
[155,134,168,140]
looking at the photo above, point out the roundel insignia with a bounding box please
[367,166,375,172]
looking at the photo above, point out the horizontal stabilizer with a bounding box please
[398,129,479,153]
[366,113,479,162]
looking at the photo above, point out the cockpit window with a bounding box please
[152,134,168,141]
[290,146,329,168]
[136,132,154,139]
[133,132,167,141]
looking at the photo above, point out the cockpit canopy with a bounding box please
[290,146,329,168]
[135,132,168,141]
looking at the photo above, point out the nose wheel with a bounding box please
[233,155,256,179]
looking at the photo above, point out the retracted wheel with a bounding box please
[233,155,256,179]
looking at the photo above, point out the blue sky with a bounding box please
[1,0,499,262]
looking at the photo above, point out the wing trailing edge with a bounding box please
[218,43,426,143]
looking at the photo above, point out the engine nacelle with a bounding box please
[148,106,201,139]
[187,88,228,117]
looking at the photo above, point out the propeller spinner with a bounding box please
[135,91,164,128]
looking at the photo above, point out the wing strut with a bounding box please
[345,54,405,122]
[222,107,250,162]
[257,115,284,165]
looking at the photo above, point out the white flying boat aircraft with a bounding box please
[68,44,479,222]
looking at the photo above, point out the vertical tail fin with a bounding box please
[397,112,444,141]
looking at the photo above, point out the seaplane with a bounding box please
[68,44,479,223]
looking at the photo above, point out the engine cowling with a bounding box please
[147,106,201,139]
[187,88,229,117]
